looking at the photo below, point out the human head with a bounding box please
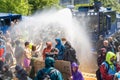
[45,57,55,68]
[46,42,52,48]
[15,65,23,72]
[99,35,103,40]
[15,40,20,46]
[103,40,109,47]
[100,48,107,56]
[118,46,120,52]
[32,45,36,51]
[108,37,113,42]
[24,41,29,48]
[106,52,116,65]
[61,38,67,44]
[71,62,78,72]
[55,38,62,45]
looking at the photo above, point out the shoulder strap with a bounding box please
[41,68,56,77]
[48,69,56,76]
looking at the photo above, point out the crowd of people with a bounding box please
[0,29,84,80]
[96,35,120,80]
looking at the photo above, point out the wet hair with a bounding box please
[15,40,20,45]
[32,45,36,51]
[61,38,67,41]
[24,42,29,46]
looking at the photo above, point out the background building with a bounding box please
[60,0,90,6]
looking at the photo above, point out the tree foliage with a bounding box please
[0,0,30,15]
[0,0,60,15]
[28,0,60,14]
[92,0,120,12]
[75,0,120,12]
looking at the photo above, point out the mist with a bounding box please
[10,8,97,73]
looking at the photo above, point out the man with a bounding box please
[102,40,113,52]
[100,52,120,80]
[61,38,70,49]
[96,35,104,52]
[108,37,116,53]
[14,40,24,66]
[35,57,63,80]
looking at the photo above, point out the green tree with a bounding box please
[28,0,60,14]
[91,0,120,12]
[0,0,30,15]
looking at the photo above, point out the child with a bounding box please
[71,62,84,80]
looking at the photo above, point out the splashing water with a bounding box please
[11,8,97,73]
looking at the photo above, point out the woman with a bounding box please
[71,62,84,80]
[23,42,31,74]
[55,38,65,60]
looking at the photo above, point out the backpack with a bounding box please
[96,61,110,80]
[41,69,56,80]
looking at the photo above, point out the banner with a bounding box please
[33,59,72,80]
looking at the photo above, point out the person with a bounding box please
[63,41,79,64]
[100,51,119,80]
[97,48,107,66]
[15,65,28,80]
[5,38,15,66]
[31,45,39,57]
[14,40,24,66]
[71,62,84,80]
[96,48,107,80]
[108,37,116,53]
[31,43,42,58]
[4,30,10,39]
[101,40,113,52]
[42,41,52,60]
[23,42,31,74]
[61,38,70,49]
[0,64,13,80]
[55,38,65,60]
[46,48,59,60]
[116,46,120,65]
[96,35,104,52]
[0,40,6,71]
[0,31,6,41]
[34,57,63,80]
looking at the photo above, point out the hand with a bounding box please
[114,72,120,78]
[0,57,2,61]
